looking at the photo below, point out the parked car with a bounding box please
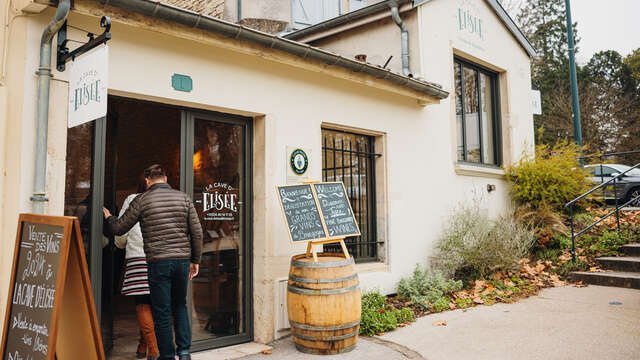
[585,164,640,206]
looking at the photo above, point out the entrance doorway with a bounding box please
[64,96,253,358]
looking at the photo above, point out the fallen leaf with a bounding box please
[261,350,272,355]
[432,320,447,327]
[397,323,406,327]
[449,302,457,310]
[473,297,484,304]
[589,267,597,272]
[376,332,383,336]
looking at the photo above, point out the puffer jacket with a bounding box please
[106,182,203,264]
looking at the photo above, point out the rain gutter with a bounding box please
[94,0,448,99]
[389,0,411,76]
[32,0,70,213]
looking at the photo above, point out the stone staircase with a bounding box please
[571,244,640,289]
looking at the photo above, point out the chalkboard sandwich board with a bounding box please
[313,182,361,239]
[276,184,328,243]
[1,214,104,360]
[277,181,360,261]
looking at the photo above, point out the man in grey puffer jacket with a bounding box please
[104,164,203,360]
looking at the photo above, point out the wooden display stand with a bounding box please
[305,238,350,262]
[1,214,105,360]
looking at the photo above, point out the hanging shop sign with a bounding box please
[1,214,104,360]
[67,45,109,128]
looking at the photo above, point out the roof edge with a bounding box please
[86,0,448,101]
[483,0,537,58]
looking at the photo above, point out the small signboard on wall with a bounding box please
[531,90,542,115]
[286,146,312,184]
[68,45,109,128]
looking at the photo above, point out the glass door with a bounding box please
[186,112,253,350]
[65,101,253,356]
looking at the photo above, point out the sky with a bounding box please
[570,0,640,64]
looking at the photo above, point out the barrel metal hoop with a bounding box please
[291,257,354,268]
[294,343,357,355]
[292,328,359,342]
[288,273,358,284]
[287,283,359,296]
[289,319,361,331]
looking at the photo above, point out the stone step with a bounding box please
[621,243,640,256]
[595,256,640,272]
[571,271,640,289]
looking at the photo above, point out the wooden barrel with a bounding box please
[287,253,361,355]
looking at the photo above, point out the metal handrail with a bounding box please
[564,158,640,262]
[564,162,640,208]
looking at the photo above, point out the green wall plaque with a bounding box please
[171,73,193,92]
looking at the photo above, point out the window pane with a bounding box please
[463,66,480,163]
[480,73,495,164]
[455,62,464,161]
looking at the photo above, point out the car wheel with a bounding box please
[627,188,640,207]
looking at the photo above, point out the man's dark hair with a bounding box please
[144,164,166,180]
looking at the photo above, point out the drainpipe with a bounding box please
[389,0,411,77]
[237,0,242,22]
[32,0,71,214]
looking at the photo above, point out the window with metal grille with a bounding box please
[321,128,380,262]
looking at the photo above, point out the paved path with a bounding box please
[228,285,639,360]
[381,285,640,360]
[238,336,415,360]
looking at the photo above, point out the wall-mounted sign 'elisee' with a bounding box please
[276,182,360,261]
[1,214,104,360]
[67,45,109,128]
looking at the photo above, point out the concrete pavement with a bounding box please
[228,285,640,360]
[381,285,640,360]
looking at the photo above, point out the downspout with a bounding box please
[237,0,241,22]
[32,0,71,214]
[389,0,411,77]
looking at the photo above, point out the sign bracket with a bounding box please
[56,16,112,72]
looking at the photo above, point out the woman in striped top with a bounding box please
[115,176,159,360]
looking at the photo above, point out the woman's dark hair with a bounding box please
[137,173,147,193]
[144,164,166,180]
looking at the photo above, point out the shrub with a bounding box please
[535,248,561,263]
[360,306,397,336]
[589,229,628,255]
[394,307,415,324]
[397,265,462,312]
[514,203,568,248]
[434,203,535,280]
[359,290,416,336]
[362,290,386,310]
[455,297,472,309]
[505,140,591,211]
[554,258,589,279]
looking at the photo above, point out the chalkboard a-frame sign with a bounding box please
[1,214,105,360]
[276,182,360,261]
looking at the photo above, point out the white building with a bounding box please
[0,0,534,355]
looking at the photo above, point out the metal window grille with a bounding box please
[321,129,381,262]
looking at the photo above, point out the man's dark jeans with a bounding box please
[148,259,191,359]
